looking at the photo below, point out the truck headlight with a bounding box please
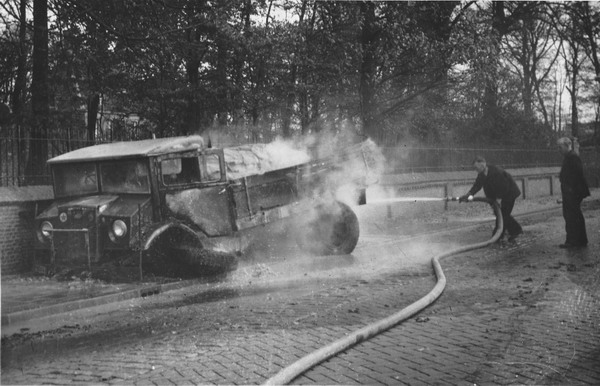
[41,221,53,238]
[37,221,53,243]
[109,219,128,243]
[112,220,128,238]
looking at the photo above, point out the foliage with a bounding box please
[0,0,599,169]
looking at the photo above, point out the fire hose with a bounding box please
[264,196,503,385]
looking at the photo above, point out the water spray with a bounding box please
[264,196,501,385]
[366,195,472,204]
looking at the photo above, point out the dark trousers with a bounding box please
[562,193,588,246]
[493,197,522,237]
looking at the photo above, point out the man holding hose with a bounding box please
[460,156,523,242]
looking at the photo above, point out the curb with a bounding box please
[1,280,196,327]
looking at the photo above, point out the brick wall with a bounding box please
[0,186,53,276]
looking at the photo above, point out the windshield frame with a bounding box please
[99,158,151,194]
[52,158,152,198]
[52,162,100,198]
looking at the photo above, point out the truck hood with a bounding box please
[37,195,150,219]
[61,195,120,209]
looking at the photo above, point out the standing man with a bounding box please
[557,137,590,248]
[460,156,523,241]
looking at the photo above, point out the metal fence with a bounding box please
[2,127,89,186]
[2,128,598,187]
[1,122,149,186]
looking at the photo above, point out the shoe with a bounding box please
[507,230,523,242]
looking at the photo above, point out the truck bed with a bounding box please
[228,141,378,230]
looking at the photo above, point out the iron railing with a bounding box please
[1,123,149,186]
[2,129,597,187]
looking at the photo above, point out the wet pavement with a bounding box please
[0,192,500,325]
[1,191,599,385]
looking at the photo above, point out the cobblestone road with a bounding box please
[1,204,599,385]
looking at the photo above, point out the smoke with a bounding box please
[366,184,399,202]
[223,139,311,180]
[219,128,387,207]
[197,128,391,277]
[294,129,387,206]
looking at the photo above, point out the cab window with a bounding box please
[161,157,201,186]
[200,154,222,182]
[53,163,99,197]
[100,159,150,194]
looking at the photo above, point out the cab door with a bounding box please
[158,150,235,237]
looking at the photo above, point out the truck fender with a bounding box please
[141,221,206,251]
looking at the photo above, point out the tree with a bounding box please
[4,0,598,189]
[573,2,600,83]
[503,3,560,126]
[478,2,538,135]
[11,0,28,126]
[553,2,599,138]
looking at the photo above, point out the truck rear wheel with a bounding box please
[296,201,359,255]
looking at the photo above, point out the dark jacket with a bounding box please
[560,151,590,200]
[468,164,521,201]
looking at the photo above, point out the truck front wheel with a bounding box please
[144,229,237,278]
[296,201,360,255]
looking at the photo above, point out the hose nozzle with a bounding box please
[446,195,473,202]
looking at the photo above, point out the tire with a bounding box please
[173,245,238,275]
[296,201,360,255]
[143,239,190,278]
[144,230,237,278]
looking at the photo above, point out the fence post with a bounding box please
[138,203,143,281]
[444,182,453,210]
[522,177,529,200]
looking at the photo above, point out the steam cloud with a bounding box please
[217,128,387,206]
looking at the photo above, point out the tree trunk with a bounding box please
[230,0,252,126]
[569,24,580,139]
[248,0,272,135]
[85,20,99,142]
[482,1,506,132]
[281,66,296,138]
[570,58,579,138]
[12,0,28,183]
[535,84,550,128]
[11,0,27,123]
[25,0,49,185]
[281,0,308,138]
[359,2,379,141]
[216,32,229,127]
[185,25,202,135]
[87,94,100,141]
[521,20,534,117]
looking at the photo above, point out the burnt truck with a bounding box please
[33,135,377,276]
